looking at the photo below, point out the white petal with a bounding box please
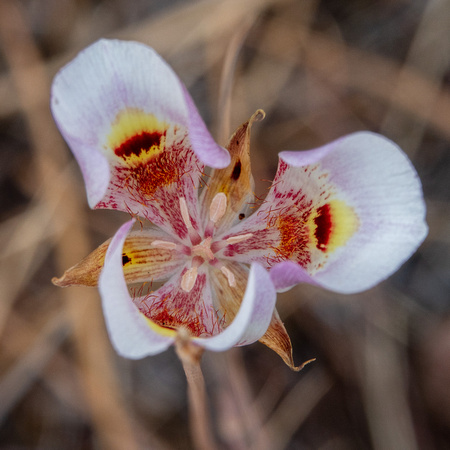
[51,39,228,237]
[99,220,174,358]
[278,131,428,293]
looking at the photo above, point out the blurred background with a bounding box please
[0,0,449,448]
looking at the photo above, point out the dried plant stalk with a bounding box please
[176,333,218,450]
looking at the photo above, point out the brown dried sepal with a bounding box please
[259,310,315,371]
[200,109,265,231]
[52,239,111,287]
[53,231,180,288]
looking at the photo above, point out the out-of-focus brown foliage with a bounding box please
[0,0,448,448]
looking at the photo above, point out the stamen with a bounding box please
[220,266,236,287]
[179,197,193,229]
[179,197,201,245]
[210,233,254,253]
[151,240,177,250]
[209,192,227,223]
[181,267,198,292]
[226,233,254,245]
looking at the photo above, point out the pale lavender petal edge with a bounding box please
[276,131,428,294]
[182,84,230,169]
[99,220,174,359]
[68,140,111,209]
[51,39,230,212]
[269,261,320,292]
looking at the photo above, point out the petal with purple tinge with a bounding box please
[223,132,427,294]
[276,131,428,293]
[269,260,319,292]
[182,83,230,168]
[196,263,276,351]
[99,220,174,358]
[51,39,228,238]
[208,262,294,365]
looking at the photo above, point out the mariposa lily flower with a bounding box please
[51,39,427,369]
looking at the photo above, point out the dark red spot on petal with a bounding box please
[115,131,164,159]
[314,204,332,251]
[122,254,131,265]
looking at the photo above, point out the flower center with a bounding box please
[151,193,252,293]
[191,237,214,261]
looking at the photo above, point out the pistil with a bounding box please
[191,237,215,261]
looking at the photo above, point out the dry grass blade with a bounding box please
[303,31,450,140]
[0,310,69,425]
[381,0,450,155]
[216,15,258,145]
[250,368,333,450]
[0,0,279,121]
[359,294,419,450]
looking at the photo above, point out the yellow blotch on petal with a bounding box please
[107,108,169,162]
[308,199,359,254]
[144,316,177,338]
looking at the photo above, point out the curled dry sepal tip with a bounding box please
[51,39,427,370]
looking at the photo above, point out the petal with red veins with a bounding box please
[197,263,276,351]
[134,265,222,338]
[99,220,174,359]
[221,132,427,294]
[51,39,229,238]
